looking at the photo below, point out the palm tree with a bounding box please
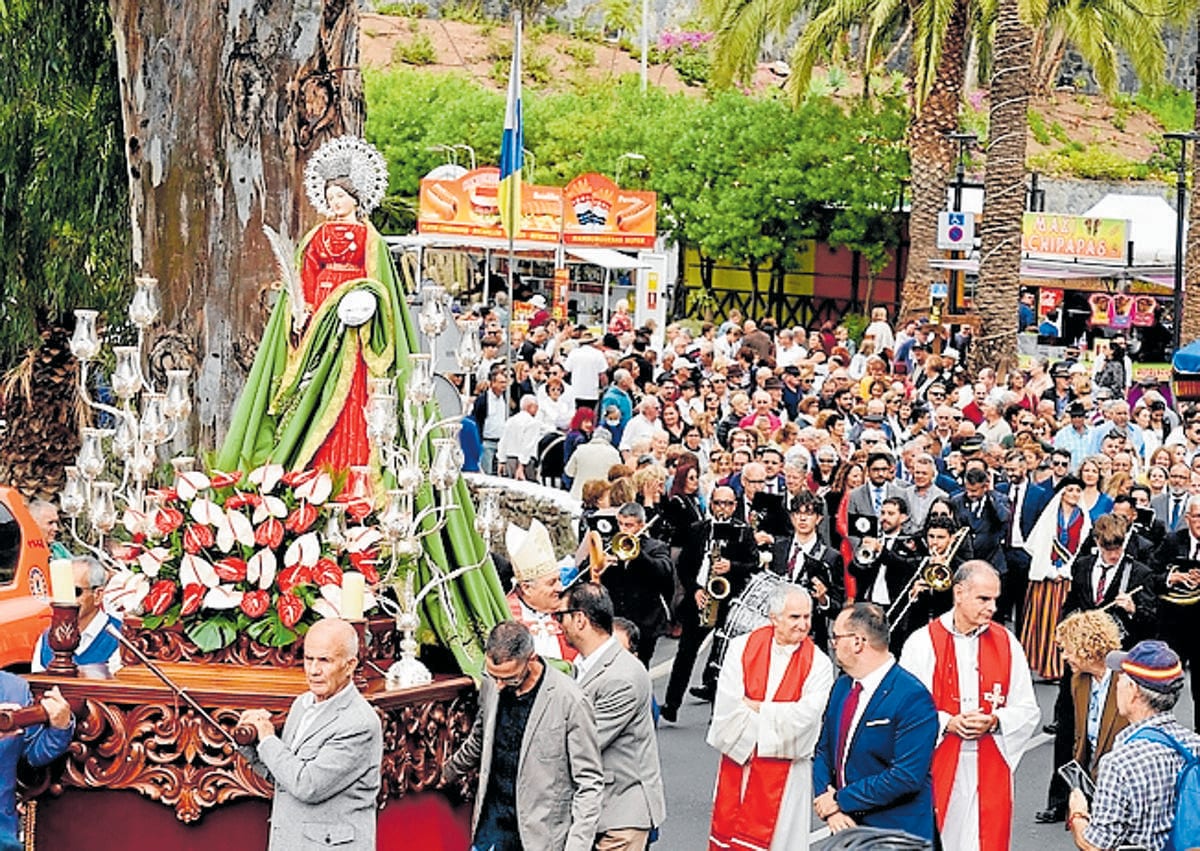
[970,0,1032,376]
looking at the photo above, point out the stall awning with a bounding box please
[565,248,651,270]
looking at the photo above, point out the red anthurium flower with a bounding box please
[348,551,379,585]
[144,580,177,616]
[254,517,285,549]
[155,506,185,536]
[285,502,318,534]
[275,565,312,594]
[209,471,243,489]
[313,558,343,587]
[346,500,372,523]
[214,557,248,583]
[151,487,179,503]
[120,544,145,562]
[240,589,270,619]
[276,592,305,628]
[180,583,206,616]
[225,492,262,510]
[183,524,215,554]
[280,469,317,488]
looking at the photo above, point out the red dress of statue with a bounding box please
[300,220,370,471]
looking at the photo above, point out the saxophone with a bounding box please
[699,533,730,628]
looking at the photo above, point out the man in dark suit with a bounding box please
[1150,499,1200,730]
[662,485,758,719]
[845,452,911,556]
[770,489,844,647]
[950,465,1011,576]
[598,502,677,667]
[813,603,939,840]
[560,583,666,848]
[997,449,1052,632]
[848,495,921,610]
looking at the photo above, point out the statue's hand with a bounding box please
[338,290,377,327]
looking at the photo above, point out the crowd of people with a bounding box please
[472,298,1200,851]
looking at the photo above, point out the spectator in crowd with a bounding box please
[814,603,938,839]
[559,583,667,849]
[496,394,547,481]
[473,364,513,475]
[565,430,622,501]
[1148,498,1200,729]
[706,584,834,851]
[239,619,384,851]
[1067,640,1200,851]
[565,331,610,411]
[31,556,121,675]
[28,498,71,560]
[900,561,1040,851]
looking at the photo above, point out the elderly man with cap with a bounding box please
[1067,640,1200,851]
[506,520,577,663]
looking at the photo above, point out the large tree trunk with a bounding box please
[1184,14,1200,347]
[972,0,1032,376]
[108,0,364,450]
[899,0,970,321]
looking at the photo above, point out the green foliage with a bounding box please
[1049,121,1071,144]
[562,42,596,67]
[392,32,439,65]
[525,49,554,84]
[0,0,130,362]
[600,0,637,36]
[1134,86,1195,133]
[1028,109,1052,145]
[376,2,429,15]
[1029,144,1167,181]
[840,312,869,343]
[439,0,485,23]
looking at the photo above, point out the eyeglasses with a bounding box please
[830,632,863,644]
[550,609,580,623]
[743,478,765,485]
[1051,459,1070,467]
[484,659,532,687]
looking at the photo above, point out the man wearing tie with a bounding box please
[813,603,938,839]
[950,466,1011,578]
[1150,463,1192,534]
[1150,500,1200,729]
[997,450,1051,632]
[846,452,911,556]
[770,490,844,648]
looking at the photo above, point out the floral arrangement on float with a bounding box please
[103,464,382,652]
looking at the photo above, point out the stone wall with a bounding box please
[463,473,581,561]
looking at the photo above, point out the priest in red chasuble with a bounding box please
[706,583,834,851]
[900,560,1040,851]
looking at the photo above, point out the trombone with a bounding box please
[588,515,658,582]
[886,527,968,628]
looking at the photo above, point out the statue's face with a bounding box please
[325,183,357,219]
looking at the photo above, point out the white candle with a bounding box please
[341,572,365,620]
[49,559,76,605]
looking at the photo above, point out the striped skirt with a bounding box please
[1020,579,1070,680]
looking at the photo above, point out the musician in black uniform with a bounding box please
[661,485,757,721]
[890,514,970,650]
[1150,498,1200,731]
[769,489,844,648]
[849,495,922,605]
[598,502,677,667]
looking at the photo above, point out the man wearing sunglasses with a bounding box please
[30,556,122,676]
[445,621,604,851]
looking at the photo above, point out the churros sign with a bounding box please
[418,168,656,248]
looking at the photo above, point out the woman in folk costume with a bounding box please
[1020,475,1091,679]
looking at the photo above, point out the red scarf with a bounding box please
[929,618,1013,851]
[709,626,814,851]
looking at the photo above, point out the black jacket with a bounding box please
[600,536,676,633]
[849,533,923,604]
[1061,553,1157,647]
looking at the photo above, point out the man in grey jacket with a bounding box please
[561,582,666,850]
[445,620,604,851]
[239,619,383,850]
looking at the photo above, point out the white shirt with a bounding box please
[565,344,608,401]
[868,536,899,605]
[619,414,659,451]
[574,636,616,682]
[496,410,546,464]
[839,657,896,774]
[31,609,123,675]
[482,390,508,441]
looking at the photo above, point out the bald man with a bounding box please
[240,619,383,850]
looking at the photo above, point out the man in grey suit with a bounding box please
[847,451,912,549]
[445,620,604,851]
[560,582,666,850]
[239,619,383,850]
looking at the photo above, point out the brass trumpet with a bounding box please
[588,515,659,581]
[610,532,641,562]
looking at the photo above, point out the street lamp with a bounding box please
[947,132,977,213]
[1164,130,1200,352]
[615,152,646,187]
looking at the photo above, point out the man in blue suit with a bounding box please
[996,449,1052,633]
[813,603,939,840]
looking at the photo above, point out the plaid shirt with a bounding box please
[1084,712,1200,851]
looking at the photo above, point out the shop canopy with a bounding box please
[564,248,652,270]
[1083,194,1181,267]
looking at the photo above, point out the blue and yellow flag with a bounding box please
[498,13,523,241]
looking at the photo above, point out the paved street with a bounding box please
[645,634,1195,850]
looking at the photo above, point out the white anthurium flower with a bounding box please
[180,553,219,588]
[319,583,343,613]
[190,497,224,526]
[228,509,255,546]
[137,547,171,578]
[257,550,277,590]
[252,495,288,524]
[247,549,276,585]
[294,472,333,506]
[203,585,244,609]
[283,532,320,569]
[176,471,212,501]
[345,526,383,554]
[103,570,149,615]
[248,463,285,494]
[313,598,339,619]
[122,509,147,537]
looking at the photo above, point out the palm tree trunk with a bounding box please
[1184,14,1200,346]
[972,0,1032,376]
[900,0,970,320]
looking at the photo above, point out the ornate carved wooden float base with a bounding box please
[20,664,477,850]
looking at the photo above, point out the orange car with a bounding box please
[0,486,52,671]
